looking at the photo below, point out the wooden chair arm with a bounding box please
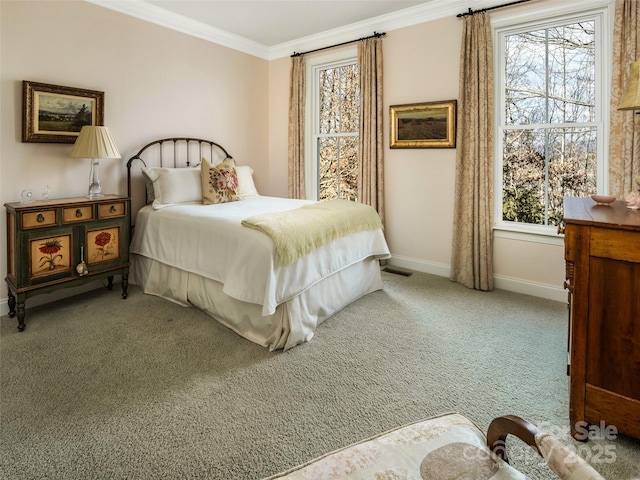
[487,415,542,463]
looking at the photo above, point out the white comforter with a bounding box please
[130,196,390,315]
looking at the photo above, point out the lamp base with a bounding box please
[87,159,102,198]
[87,189,104,198]
[87,184,103,199]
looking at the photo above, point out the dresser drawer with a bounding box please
[591,227,640,263]
[63,205,94,223]
[21,210,57,229]
[98,202,126,219]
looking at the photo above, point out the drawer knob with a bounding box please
[36,213,45,223]
[110,205,116,213]
[75,209,83,218]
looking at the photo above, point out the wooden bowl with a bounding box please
[591,195,616,205]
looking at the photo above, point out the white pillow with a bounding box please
[141,167,202,209]
[236,165,259,198]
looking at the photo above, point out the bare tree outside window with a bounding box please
[317,63,360,201]
[502,20,597,227]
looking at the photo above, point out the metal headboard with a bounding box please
[126,137,233,235]
[126,137,232,198]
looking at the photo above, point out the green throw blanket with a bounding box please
[241,199,383,265]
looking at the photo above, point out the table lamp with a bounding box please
[70,125,121,198]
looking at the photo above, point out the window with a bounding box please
[305,48,359,201]
[495,5,609,237]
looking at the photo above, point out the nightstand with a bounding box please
[4,195,130,331]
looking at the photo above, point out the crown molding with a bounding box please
[87,0,270,58]
[267,0,504,59]
[87,0,509,60]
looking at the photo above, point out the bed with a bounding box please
[127,138,391,350]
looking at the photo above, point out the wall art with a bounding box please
[23,80,104,143]
[390,100,456,148]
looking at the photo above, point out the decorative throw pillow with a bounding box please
[201,157,240,204]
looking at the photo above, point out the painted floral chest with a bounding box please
[4,194,130,331]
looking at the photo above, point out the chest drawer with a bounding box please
[22,210,57,229]
[591,227,640,263]
[98,202,126,219]
[63,205,94,223]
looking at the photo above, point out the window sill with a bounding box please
[493,225,565,246]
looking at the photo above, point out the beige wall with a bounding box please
[1,1,569,314]
[267,14,566,300]
[0,1,269,305]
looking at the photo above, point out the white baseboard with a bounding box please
[386,255,567,303]
[386,255,451,278]
[0,277,122,319]
[493,275,567,303]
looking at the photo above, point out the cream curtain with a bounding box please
[450,12,494,291]
[288,56,306,199]
[609,0,640,198]
[357,37,385,224]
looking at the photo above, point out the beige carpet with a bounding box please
[1,270,639,479]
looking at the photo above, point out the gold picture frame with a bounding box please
[390,100,457,148]
[22,80,104,143]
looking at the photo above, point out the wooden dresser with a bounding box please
[563,196,640,440]
[5,195,130,331]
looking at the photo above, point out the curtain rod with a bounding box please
[456,0,530,18]
[291,31,386,58]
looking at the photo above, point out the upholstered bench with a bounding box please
[264,413,605,480]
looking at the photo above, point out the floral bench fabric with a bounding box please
[263,412,605,480]
[264,413,526,480]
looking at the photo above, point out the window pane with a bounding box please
[502,127,597,226]
[319,64,359,134]
[504,21,595,125]
[340,64,359,133]
[318,136,358,201]
[338,136,358,201]
[318,137,339,200]
[505,29,547,124]
[547,23,595,123]
[548,126,597,220]
[503,129,546,224]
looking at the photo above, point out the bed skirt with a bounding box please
[130,254,383,350]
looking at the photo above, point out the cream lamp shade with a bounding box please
[70,126,120,198]
[619,60,640,110]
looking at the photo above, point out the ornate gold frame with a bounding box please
[390,100,456,148]
[22,80,104,144]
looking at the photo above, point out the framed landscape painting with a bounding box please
[390,100,457,148]
[22,81,104,143]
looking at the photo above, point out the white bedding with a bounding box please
[130,196,391,316]
[131,254,382,350]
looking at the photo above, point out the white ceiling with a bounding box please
[147,1,430,46]
[89,0,505,59]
